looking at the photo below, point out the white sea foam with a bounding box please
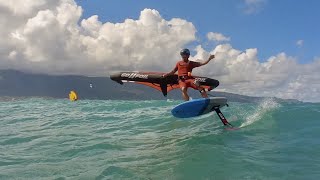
[240,98,281,128]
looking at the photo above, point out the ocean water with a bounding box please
[0,97,320,180]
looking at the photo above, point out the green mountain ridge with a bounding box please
[0,70,301,103]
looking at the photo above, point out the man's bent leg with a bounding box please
[200,88,208,98]
[181,87,190,101]
[190,79,208,99]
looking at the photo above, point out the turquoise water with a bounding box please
[1,98,320,180]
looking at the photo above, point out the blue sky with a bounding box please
[2,0,320,101]
[76,0,320,63]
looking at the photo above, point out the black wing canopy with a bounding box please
[110,72,219,96]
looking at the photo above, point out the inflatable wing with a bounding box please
[110,72,219,96]
[69,90,78,101]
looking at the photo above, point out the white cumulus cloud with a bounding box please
[191,44,320,102]
[0,0,196,75]
[207,32,230,42]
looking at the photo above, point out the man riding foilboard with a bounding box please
[163,48,215,101]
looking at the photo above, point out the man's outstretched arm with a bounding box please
[199,54,215,66]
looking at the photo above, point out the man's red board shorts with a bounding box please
[179,78,202,90]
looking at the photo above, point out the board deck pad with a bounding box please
[171,97,227,118]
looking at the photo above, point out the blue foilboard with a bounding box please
[171,97,227,118]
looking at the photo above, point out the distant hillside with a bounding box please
[0,70,300,103]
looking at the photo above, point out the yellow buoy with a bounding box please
[69,90,78,101]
